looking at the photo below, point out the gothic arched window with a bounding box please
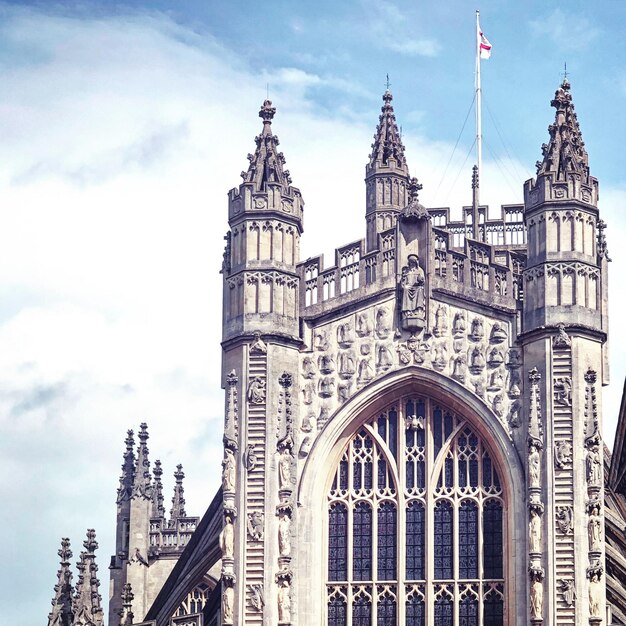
[327,397,505,625]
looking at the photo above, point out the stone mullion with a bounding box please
[397,399,407,626]
[425,397,435,626]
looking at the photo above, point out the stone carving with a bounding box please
[356,311,372,336]
[247,511,264,541]
[586,445,602,487]
[277,579,291,623]
[397,333,430,365]
[278,449,292,490]
[559,579,576,607]
[469,347,485,374]
[469,317,484,342]
[489,322,507,343]
[507,370,521,398]
[222,449,236,492]
[492,393,505,418]
[452,336,465,354]
[224,370,239,448]
[432,342,447,372]
[450,354,466,383]
[244,444,258,472]
[487,347,504,367]
[301,412,314,433]
[318,376,335,398]
[302,382,315,405]
[338,350,356,378]
[399,254,426,331]
[376,342,394,371]
[315,329,329,351]
[318,354,335,374]
[588,504,602,551]
[528,444,541,488]
[555,505,573,535]
[507,399,521,428]
[248,377,266,404]
[529,567,545,620]
[223,584,234,623]
[220,515,235,559]
[406,410,424,431]
[375,307,392,339]
[588,572,602,619]
[338,382,351,404]
[553,323,571,348]
[473,378,485,398]
[433,304,448,337]
[452,311,466,335]
[554,440,573,469]
[301,357,316,379]
[278,511,291,557]
[529,508,542,553]
[249,584,264,611]
[250,331,267,354]
[553,377,572,406]
[487,369,504,392]
[337,321,354,347]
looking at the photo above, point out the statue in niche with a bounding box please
[560,579,576,608]
[338,350,356,378]
[375,307,391,339]
[554,377,572,407]
[492,393,505,418]
[337,321,354,346]
[553,322,571,348]
[277,579,291,622]
[487,369,505,392]
[554,440,573,469]
[247,377,266,404]
[487,347,504,367]
[528,444,541,488]
[249,584,264,611]
[530,578,543,619]
[301,382,315,405]
[469,346,485,374]
[247,511,264,541]
[469,317,484,342]
[508,399,521,428]
[220,515,235,559]
[376,343,394,371]
[250,331,267,354]
[529,508,542,553]
[452,311,466,335]
[432,342,448,372]
[588,504,602,551]
[433,304,448,337]
[338,382,351,404]
[223,585,234,623]
[555,506,573,535]
[356,311,372,337]
[589,574,602,618]
[222,449,236,492]
[301,356,316,379]
[318,354,335,374]
[318,376,335,398]
[586,445,602,487]
[451,354,466,383]
[489,322,507,344]
[278,512,291,557]
[399,254,426,331]
[315,329,329,351]
[357,357,374,385]
[507,348,522,368]
[473,377,486,398]
[278,449,292,490]
[244,444,258,472]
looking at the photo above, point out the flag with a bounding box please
[478,27,492,59]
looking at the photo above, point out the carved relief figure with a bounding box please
[469,317,484,342]
[529,444,541,488]
[560,579,576,607]
[489,322,507,344]
[554,440,573,469]
[222,449,236,492]
[530,578,543,619]
[337,321,354,346]
[555,506,573,535]
[529,509,542,553]
[220,515,235,559]
[315,329,329,351]
[250,331,267,354]
[318,354,335,374]
[318,376,335,398]
[451,354,466,383]
[244,444,258,472]
[452,311,466,335]
[247,511,264,541]
[469,347,485,374]
[376,343,394,371]
[249,584,264,611]
[338,350,356,378]
[356,311,372,337]
[302,382,315,405]
[432,342,447,372]
[375,307,391,339]
[277,580,291,622]
[278,512,291,557]
[487,369,505,392]
[492,393,505,418]
[399,254,426,330]
[588,505,602,551]
[589,574,602,618]
[554,377,572,407]
[586,445,602,487]
[487,347,504,367]
[248,377,266,404]
[357,357,374,385]
[338,382,351,404]
[223,585,234,623]
[301,356,316,379]
[278,449,292,490]
[433,304,448,337]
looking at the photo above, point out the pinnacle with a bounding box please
[536,78,590,182]
[368,89,408,173]
[132,423,152,499]
[169,463,187,523]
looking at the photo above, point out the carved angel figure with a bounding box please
[247,377,266,404]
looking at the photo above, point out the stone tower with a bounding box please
[522,78,609,625]
[219,99,303,625]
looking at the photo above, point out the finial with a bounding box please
[471,164,479,190]
[83,529,98,554]
[259,99,276,124]
[385,73,391,91]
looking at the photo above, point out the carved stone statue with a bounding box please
[528,444,541,488]
[530,578,543,619]
[452,311,466,335]
[220,515,234,559]
[469,346,485,374]
[247,511,264,541]
[376,343,394,370]
[560,579,576,607]
[301,356,316,379]
[588,505,602,551]
[529,508,542,553]
[248,377,266,404]
[555,505,573,535]
[356,311,372,336]
[554,376,572,407]
[554,440,573,469]
[278,449,292,490]
[278,512,291,557]
[433,304,448,337]
[338,350,356,378]
[277,580,291,622]
[589,574,602,618]
[586,445,602,487]
[357,357,374,385]
[223,585,234,623]
[399,254,426,331]
[375,307,391,339]
[222,449,236,492]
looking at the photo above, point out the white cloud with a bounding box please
[387,38,441,58]
[530,9,601,52]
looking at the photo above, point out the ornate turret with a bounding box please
[118,583,134,626]
[169,464,186,524]
[73,530,104,626]
[117,429,135,505]
[47,538,74,626]
[132,423,152,499]
[365,89,411,251]
[151,459,165,520]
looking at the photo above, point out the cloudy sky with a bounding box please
[0,1,624,624]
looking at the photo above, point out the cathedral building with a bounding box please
[47,78,626,626]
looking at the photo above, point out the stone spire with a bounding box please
[132,423,152,499]
[151,459,165,519]
[240,100,294,192]
[367,89,409,175]
[118,583,134,626]
[169,464,186,524]
[73,530,104,626]
[47,538,74,626]
[536,78,590,183]
[116,429,135,505]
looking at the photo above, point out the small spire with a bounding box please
[73,530,104,626]
[132,423,152,499]
[471,165,480,241]
[241,100,293,190]
[169,464,187,525]
[116,429,135,504]
[118,583,134,626]
[536,78,590,182]
[151,459,165,519]
[47,538,74,626]
[368,89,408,173]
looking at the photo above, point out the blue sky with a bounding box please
[0,2,624,624]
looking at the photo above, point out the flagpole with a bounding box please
[474,9,482,239]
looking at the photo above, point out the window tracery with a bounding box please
[327,396,505,624]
